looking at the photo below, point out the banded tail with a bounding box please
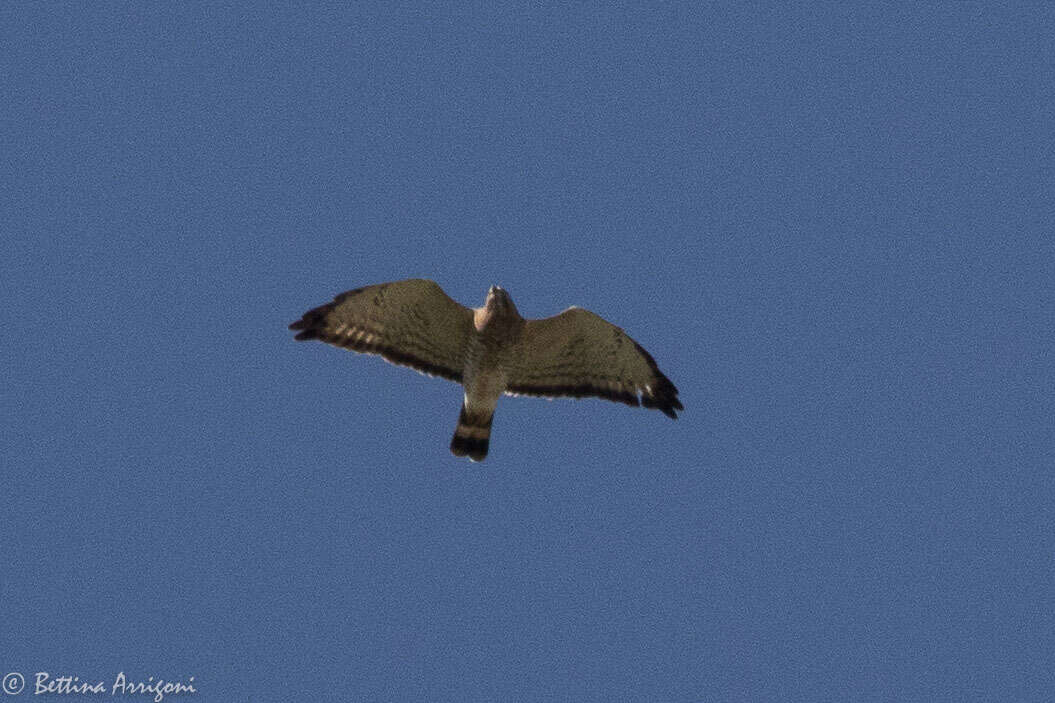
[450,403,494,462]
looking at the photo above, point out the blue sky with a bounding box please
[2,4,1052,702]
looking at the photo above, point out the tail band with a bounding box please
[450,404,493,462]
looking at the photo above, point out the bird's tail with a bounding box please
[450,402,493,462]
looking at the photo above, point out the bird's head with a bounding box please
[483,285,520,321]
[486,285,508,308]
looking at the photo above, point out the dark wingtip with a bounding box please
[631,341,682,419]
[290,287,370,337]
[289,300,337,339]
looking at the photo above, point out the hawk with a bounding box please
[289,279,682,461]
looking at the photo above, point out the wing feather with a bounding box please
[288,279,473,382]
[505,307,683,418]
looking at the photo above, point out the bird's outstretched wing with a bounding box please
[505,307,683,418]
[289,278,474,382]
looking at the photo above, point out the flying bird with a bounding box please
[289,279,682,461]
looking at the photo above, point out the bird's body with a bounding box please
[289,279,681,461]
[449,287,526,459]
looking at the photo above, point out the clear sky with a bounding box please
[2,4,1052,702]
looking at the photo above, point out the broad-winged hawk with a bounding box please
[289,279,682,461]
